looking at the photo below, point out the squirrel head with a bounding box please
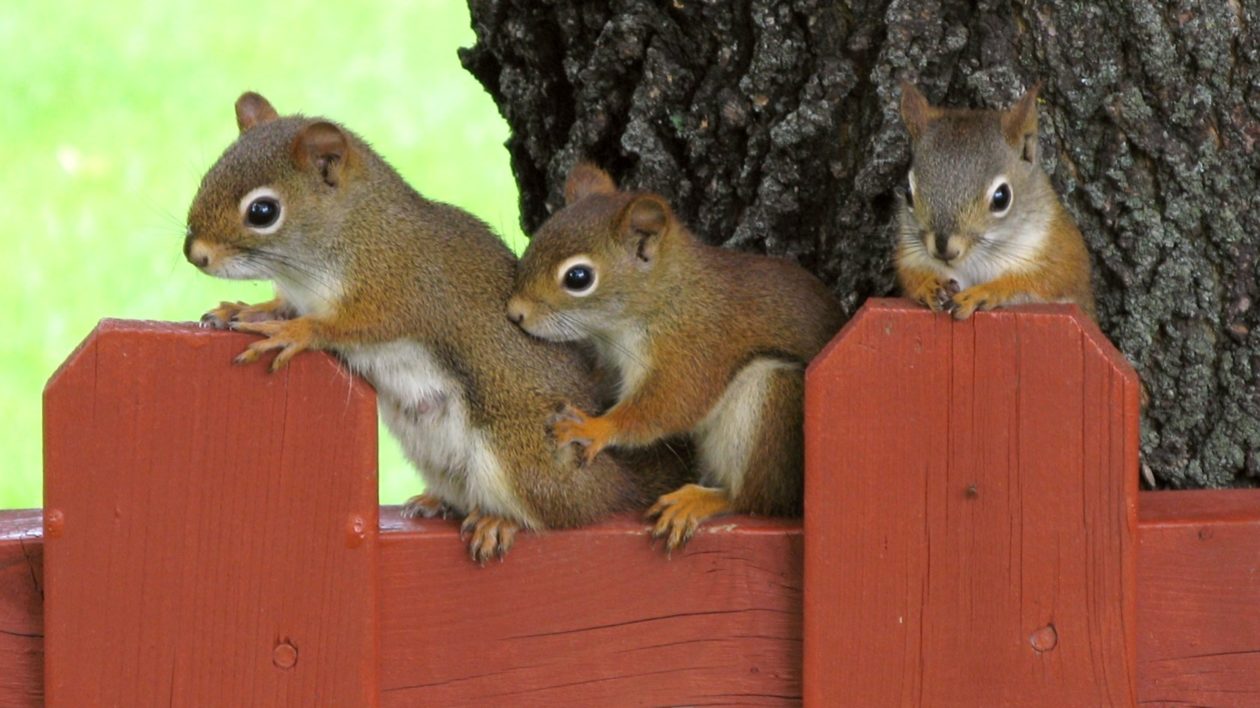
[507,163,681,340]
[184,92,363,284]
[896,81,1050,267]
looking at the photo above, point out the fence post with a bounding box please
[43,320,379,706]
[803,299,1139,705]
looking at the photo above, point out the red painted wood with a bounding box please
[803,299,1140,706]
[0,314,1249,704]
[0,510,43,707]
[1137,489,1260,706]
[42,320,379,706]
[2,491,1259,704]
[378,510,803,706]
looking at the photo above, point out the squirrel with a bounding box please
[506,164,844,550]
[894,81,1096,320]
[184,92,686,563]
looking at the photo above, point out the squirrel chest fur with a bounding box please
[183,93,684,562]
[507,164,844,549]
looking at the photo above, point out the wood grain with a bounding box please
[379,510,803,706]
[0,510,43,707]
[41,320,379,707]
[1137,489,1260,707]
[1,316,1253,705]
[803,299,1140,706]
[3,491,1259,705]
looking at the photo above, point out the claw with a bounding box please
[549,403,612,464]
[461,511,520,565]
[401,493,451,520]
[644,484,732,553]
[228,318,315,370]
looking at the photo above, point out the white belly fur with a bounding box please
[693,358,800,497]
[338,340,538,528]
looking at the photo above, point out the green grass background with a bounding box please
[0,0,521,509]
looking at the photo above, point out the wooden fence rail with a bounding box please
[0,301,1255,706]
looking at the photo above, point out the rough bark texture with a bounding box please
[460,0,1260,488]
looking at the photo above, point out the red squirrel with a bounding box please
[184,93,686,563]
[507,164,844,549]
[895,81,1096,319]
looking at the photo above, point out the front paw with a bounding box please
[907,278,956,312]
[548,404,612,465]
[459,509,521,565]
[231,318,315,371]
[200,301,250,330]
[949,286,998,320]
[200,300,294,330]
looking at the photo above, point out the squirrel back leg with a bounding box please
[647,358,803,549]
[727,364,804,517]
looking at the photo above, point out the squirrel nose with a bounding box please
[185,238,211,269]
[506,299,528,326]
[932,233,960,262]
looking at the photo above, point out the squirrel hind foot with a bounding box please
[646,484,732,552]
[461,512,521,565]
[401,493,452,520]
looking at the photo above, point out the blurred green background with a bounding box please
[0,0,521,508]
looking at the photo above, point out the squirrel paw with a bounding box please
[230,318,315,371]
[949,285,997,320]
[646,484,733,552]
[401,493,453,520]
[200,299,293,330]
[908,278,957,312]
[549,404,612,465]
[459,509,521,565]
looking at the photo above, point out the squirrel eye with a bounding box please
[246,198,280,227]
[555,255,598,297]
[905,171,916,207]
[990,183,1012,213]
[563,265,594,293]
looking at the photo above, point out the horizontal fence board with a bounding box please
[378,510,804,706]
[0,511,43,708]
[0,493,1257,705]
[1136,489,1260,707]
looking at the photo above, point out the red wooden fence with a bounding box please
[0,301,1255,705]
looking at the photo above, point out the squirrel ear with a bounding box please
[620,195,671,264]
[564,162,617,205]
[1003,82,1042,162]
[899,81,939,141]
[292,122,351,187]
[235,92,278,133]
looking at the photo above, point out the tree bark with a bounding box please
[461,0,1260,488]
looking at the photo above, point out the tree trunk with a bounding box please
[460,0,1260,488]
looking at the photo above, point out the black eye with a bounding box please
[990,183,1012,212]
[903,181,914,207]
[246,197,280,228]
[562,264,594,293]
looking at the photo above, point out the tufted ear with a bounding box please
[619,194,672,265]
[564,162,617,204]
[899,81,940,141]
[235,92,279,133]
[291,121,352,187]
[1002,81,1042,162]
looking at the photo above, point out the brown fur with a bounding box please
[895,82,1096,320]
[508,164,844,548]
[185,95,687,562]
